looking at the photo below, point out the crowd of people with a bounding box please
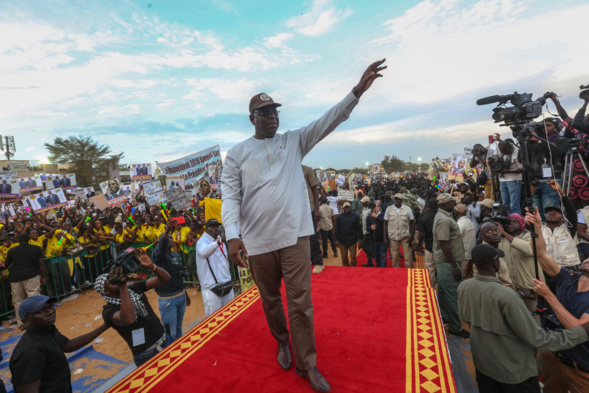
[3,60,589,392]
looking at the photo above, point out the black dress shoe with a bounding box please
[362,261,374,267]
[277,343,292,370]
[296,367,331,392]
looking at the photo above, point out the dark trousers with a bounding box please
[372,241,387,267]
[476,369,540,393]
[362,233,373,262]
[249,237,317,371]
[0,378,6,393]
[320,229,337,255]
[310,213,323,266]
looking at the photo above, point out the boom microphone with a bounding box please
[476,95,503,106]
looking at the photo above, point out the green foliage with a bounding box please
[44,135,123,187]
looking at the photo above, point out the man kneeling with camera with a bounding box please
[95,249,171,367]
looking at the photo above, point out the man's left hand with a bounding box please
[355,59,387,95]
[186,293,191,307]
[532,278,550,297]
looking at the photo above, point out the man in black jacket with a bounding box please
[334,202,362,267]
[151,222,191,344]
[366,204,386,267]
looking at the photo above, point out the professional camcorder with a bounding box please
[477,92,549,126]
[490,202,510,226]
[580,84,589,101]
[107,247,142,285]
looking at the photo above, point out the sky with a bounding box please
[2,0,589,170]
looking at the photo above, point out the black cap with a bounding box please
[205,218,221,227]
[471,244,504,265]
[544,205,562,213]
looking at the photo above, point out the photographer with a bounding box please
[151,221,191,344]
[572,97,589,134]
[540,181,581,269]
[493,139,523,215]
[470,144,494,198]
[95,249,171,367]
[525,208,589,393]
[196,219,234,317]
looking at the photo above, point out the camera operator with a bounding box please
[526,208,589,392]
[151,221,191,344]
[95,249,171,367]
[470,143,494,198]
[572,96,589,134]
[524,122,569,219]
[540,181,581,270]
[493,139,523,215]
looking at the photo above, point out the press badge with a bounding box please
[132,328,146,347]
[542,165,552,178]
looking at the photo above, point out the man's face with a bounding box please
[505,217,520,234]
[344,206,351,214]
[481,224,502,244]
[154,217,162,226]
[440,200,456,212]
[24,302,56,329]
[545,209,563,224]
[250,106,280,139]
[206,224,220,238]
[544,121,557,135]
[108,181,119,193]
[385,191,392,200]
[200,180,211,195]
[394,197,403,208]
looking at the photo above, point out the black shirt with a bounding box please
[417,209,438,252]
[6,243,44,283]
[10,326,72,393]
[366,211,385,243]
[152,235,186,297]
[334,212,363,246]
[102,281,164,355]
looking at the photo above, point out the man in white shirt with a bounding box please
[455,204,476,278]
[195,219,234,317]
[222,59,386,392]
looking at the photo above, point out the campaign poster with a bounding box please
[99,179,128,205]
[337,189,355,201]
[120,184,132,195]
[16,175,43,193]
[0,178,20,199]
[166,177,185,190]
[143,180,167,206]
[164,188,192,210]
[89,194,109,210]
[50,173,77,191]
[130,163,153,180]
[156,145,222,184]
[25,188,67,213]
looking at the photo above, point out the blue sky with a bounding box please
[3,0,589,170]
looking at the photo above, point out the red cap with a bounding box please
[249,93,281,114]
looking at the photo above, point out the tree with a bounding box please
[381,155,406,173]
[45,135,123,186]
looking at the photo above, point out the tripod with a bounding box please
[562,144,589,196]
[490,171,501,203]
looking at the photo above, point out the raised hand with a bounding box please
[355,59,387,95]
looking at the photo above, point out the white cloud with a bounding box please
[369,0,589,105]
[264,33,294,49]
[286,0,353,37]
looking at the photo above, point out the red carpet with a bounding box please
[107,268,456,393]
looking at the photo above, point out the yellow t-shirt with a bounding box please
[0,243,17,263]
[29,234,46,249]
[153,224,165,242]
[46,230,75,258]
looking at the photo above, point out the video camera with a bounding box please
[107,247,142,285]
[477,92,549,126]
[580,84,589,101]
[490,202,510,226]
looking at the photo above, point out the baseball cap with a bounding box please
[471,244,505,265]
[455,204,467,214]
[544,205,562,213]
[342,202,351,208]
[361,196,370,203]
[437,193,457,204]
[205,218,221,227]
[249,93,282,114]
[393,193,405,200]
[19,295,57,320]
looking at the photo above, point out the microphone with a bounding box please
[476,95,503,105]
